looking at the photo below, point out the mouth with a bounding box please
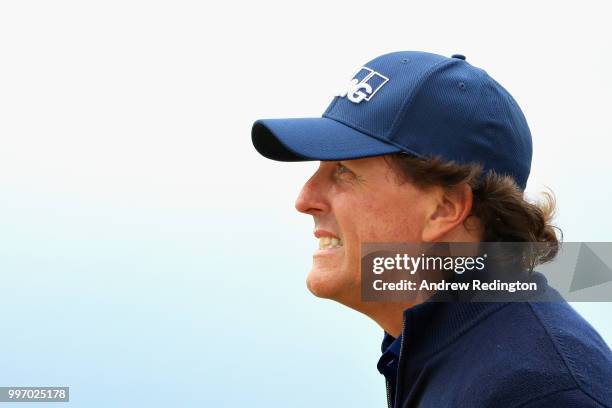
[318,236,344,250]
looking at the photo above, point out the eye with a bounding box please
[332,161,364,185]
[335,162,352,175]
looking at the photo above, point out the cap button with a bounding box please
[451,54,466,60]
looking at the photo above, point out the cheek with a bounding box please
[355,202,427,242]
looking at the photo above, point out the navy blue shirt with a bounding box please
[377,285,612,407]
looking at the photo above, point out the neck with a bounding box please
[358,301,415,338]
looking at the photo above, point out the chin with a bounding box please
[305,267,345,300]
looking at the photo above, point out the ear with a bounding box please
[421,184,474,242]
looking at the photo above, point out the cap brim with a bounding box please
[252,117,402,162]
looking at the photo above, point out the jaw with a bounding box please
[307,242,361,304]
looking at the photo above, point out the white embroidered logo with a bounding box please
[336,67,389,103]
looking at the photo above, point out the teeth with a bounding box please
[318,236,343,249]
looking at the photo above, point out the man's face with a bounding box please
[295,156,437,306]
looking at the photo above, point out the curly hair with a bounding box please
[385,152,562,270]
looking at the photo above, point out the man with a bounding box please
[251,51,612,407]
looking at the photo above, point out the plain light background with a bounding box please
[0,1,610,407]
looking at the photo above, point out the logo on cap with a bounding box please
[336,67,389,104]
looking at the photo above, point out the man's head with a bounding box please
[251,50,557,315]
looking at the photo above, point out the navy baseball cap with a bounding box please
[252,51,532,190]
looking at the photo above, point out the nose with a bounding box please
[295,170,330,216]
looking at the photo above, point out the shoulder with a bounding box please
[525,301,612,407]
[466,301,612,408]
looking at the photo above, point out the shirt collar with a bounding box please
[381,331,402,355]
[377,331,403,379]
